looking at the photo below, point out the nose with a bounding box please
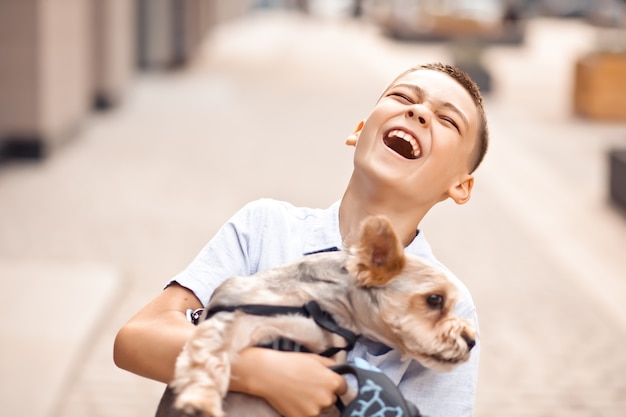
[462,332,476,351]
[406,105,430,126]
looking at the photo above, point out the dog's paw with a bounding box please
[174,387,224,417]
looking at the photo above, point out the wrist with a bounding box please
[229,347,265,396]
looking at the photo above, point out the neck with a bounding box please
[339,177,432,248]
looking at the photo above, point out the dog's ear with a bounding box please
[347,215,406,287]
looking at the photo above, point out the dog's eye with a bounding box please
[426,294,444,309]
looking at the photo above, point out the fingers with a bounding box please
[237,350,348,417]
[302,354,348,396]
[330,369,348,396]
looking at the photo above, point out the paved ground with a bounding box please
[1,10,626,417]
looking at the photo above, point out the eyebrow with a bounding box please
[391,83,470,132]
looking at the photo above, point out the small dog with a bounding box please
[169,215,476,417]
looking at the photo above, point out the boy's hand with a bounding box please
[230,347,347,417]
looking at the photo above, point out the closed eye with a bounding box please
[440,115,460,132]
[388,92,414,103]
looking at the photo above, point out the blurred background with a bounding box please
[1,0,626,416]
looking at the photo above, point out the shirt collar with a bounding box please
[405,228,433,259]
[302,201,431,259]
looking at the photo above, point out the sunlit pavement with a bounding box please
[1,10,626,417]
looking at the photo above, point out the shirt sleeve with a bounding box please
[167,200,268,306]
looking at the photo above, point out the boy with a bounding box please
[114,62,489,417]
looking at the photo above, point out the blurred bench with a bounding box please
[574,52,626,121]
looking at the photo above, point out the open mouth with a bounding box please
[383,129,421,160]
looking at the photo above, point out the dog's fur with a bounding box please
[169,215,476,417]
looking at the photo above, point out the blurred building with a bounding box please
[1,0,625,161]
[0,0,252,161]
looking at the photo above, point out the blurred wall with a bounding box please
[0,0,93,157]
[0,0,252,160]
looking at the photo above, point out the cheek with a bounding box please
[364,102,398,131]
[352,123,386,171]
[431,127,459,153]
[429,132,472,174]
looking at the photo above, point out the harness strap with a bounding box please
[206,303,306,318]
[206,300,358,357]
[302,301,357,357]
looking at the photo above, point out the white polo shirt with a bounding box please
[170,198,479,417]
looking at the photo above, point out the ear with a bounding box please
[345,120,365,147]
[447,174,474,205]
[347,215,406,287]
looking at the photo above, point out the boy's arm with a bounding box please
[113,283,201,383]
[114,283,347,417]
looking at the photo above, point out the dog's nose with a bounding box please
[462,332,476,351]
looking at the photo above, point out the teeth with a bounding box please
[389,129,420,157]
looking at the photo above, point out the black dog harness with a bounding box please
[185,301,424,417]
[203,300,358,358]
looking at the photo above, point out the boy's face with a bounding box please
[352,69,479,206]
